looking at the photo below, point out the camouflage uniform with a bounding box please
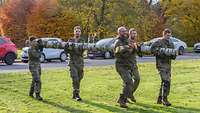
[151,38,175,105]
[114,36,140,104]
[65,38,85,100]
[28,40,43,100]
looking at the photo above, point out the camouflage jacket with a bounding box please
[114,36,138,68]
[65,38,85,66]
[151,38,175,70]
[28,47,41,65]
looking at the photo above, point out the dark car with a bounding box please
[88,38,116,59]
[0,36,17,65]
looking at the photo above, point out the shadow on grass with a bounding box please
[0,87,91,113]
[42,100,91,113]
[136,102,200,113]
[82,100,160,113]
[1,87,199,113]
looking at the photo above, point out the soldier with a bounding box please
[65,26,85,101]
[114,27,140,108]
[151,28,175,106]
[128,28,141,102]
[28,36,43,100]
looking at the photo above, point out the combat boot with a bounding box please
[72,91,76,99]
[157,96,162,104]
[162,96,171,106]
[76,94,82,101]
[72,90,82,101]
[117,94,128,108]
[29,89,34,98]
[129,95,136,103]
[36,93,43,101]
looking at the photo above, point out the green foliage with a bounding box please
[0,60,200,113]
[58,0,160,41]
[161,0,200,46]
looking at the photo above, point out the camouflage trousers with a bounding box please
[116,63,140,98]
[69,63,84,93]
[29,63,41,94]
[158,68,171,97]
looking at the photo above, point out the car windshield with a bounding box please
[96,38,115,48]
[0,37,13,44]
[147,37,180,46]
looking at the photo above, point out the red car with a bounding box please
[0,36,17,65]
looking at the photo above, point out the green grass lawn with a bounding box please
[185,47,194,53]
[0,60,200,113]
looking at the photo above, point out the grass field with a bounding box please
[0,60,200,113]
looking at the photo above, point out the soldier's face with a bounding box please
[74,29,81,38]
[119,28,127,37]
[164,32,172,39]
[129,30,137,39]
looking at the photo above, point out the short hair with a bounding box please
[117,26,126,33]
[163,28,172,34]
[74,26,81,31]
[129,28,136,34]
[29,35,37,41]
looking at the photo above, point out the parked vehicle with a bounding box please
[0,36,17,65]
[193,42,200,53]
[88,38,116,59]
[144,37,188,55]
[21,37,67,63]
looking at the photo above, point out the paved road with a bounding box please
[0,53,200,73]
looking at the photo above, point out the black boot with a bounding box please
[72,91,76,99]
[72,90,82,101]
[162,96,171,106]
[29,89,34,97]
[117,94,128,108]
[157,96,162,104]
[129,95,136,103]
[29,82,34,97]
[75,93,82,101]
[36,93,43,101]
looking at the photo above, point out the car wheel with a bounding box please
[178,46,184,55]
[60,52,67,62]
[104,51,111,59]
[40,53,46,63]
[4,53,16,65]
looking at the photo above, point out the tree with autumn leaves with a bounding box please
[0,0,200,47]
[27,0,78,41]
[0,0,78,47]
[0,0,35,47]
